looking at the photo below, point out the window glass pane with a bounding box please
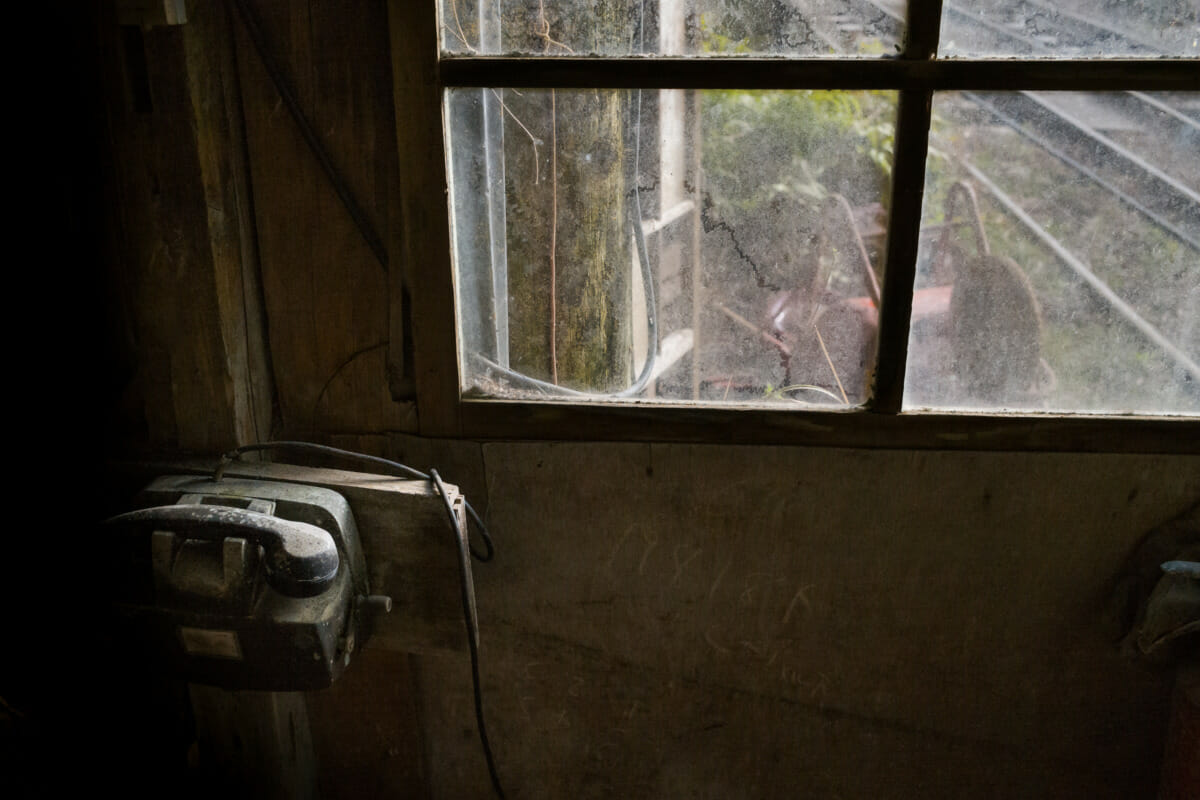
[903,91,1200,416]
[439,1,905,57]
[446,88,898,406]
[938,0,1200,58]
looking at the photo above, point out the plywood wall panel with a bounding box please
[413,442,1200,797]
[232,0,405,436]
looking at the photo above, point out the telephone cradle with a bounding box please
[105,475,391,691]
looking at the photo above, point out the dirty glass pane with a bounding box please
[903,91,1200,416]
[439,0,905,57]
[446,88,898,406]
[938,0,1200,58]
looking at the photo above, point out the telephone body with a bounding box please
[106,475,381,690]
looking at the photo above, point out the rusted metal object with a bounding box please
[732,182,1047,406]
[949,253,1046,403]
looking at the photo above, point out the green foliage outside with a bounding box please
[701,89,896,219]
[696,3,898,234]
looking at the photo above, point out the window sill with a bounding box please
[454,397,1199,453]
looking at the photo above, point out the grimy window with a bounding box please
[424,1,1199,447]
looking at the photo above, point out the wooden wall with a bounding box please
[88,2,1200,798]
[101,0,411,455]
[410,439,1198,798]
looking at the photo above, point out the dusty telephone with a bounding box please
[105,474,391,691]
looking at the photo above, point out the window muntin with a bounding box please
[439,3,1200,422]
[439,0,907,57]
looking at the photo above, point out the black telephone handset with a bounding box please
[104,475,380,690]
[106,503,339,598]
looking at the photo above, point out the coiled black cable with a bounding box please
[430,468,505,798]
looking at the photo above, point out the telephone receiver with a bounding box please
[106,503,339,598]
[104,475,382,690]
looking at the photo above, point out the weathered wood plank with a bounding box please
[456,399,1200,453]
[183,2,274,444]
[232,0,405,437]
[419,622,1124,798]
[304,649,426,795]
[100,13,266,452]
[414,440,1200,796]
[388,0,462,437]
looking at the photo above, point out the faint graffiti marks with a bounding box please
[703,627,731,655]
[739,571,782,607]
[671,544,703,586]
[708,559,732,600]
[739,638,784,671]
[781,583,815,625]
[605,523,636,570]
[780,664,831,702]
[637,530,659,575]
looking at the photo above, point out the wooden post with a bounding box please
[100,4,273,452]
[183,2,275,445]
[389,0,463,435]
[502,3,634,391]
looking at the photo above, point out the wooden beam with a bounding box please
[456,400,1200,453]
[388,0,463,437]
[183,2,275,444]
[100,9,271,452]
[231,0,405,437]
[439,57,1200,91]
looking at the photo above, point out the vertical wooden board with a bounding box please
[232,0,398,437]
[232,1,319,434]
[314,347,418,434]
[389,0,462,436]
[103,20,249,453]
[305,649,427,797]
[182,3,274,445]
[305,0,400,434]
[187,686,317,798]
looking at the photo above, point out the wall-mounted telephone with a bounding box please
[105,475,390,691]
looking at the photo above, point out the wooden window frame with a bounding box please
[390,1,1200,452]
